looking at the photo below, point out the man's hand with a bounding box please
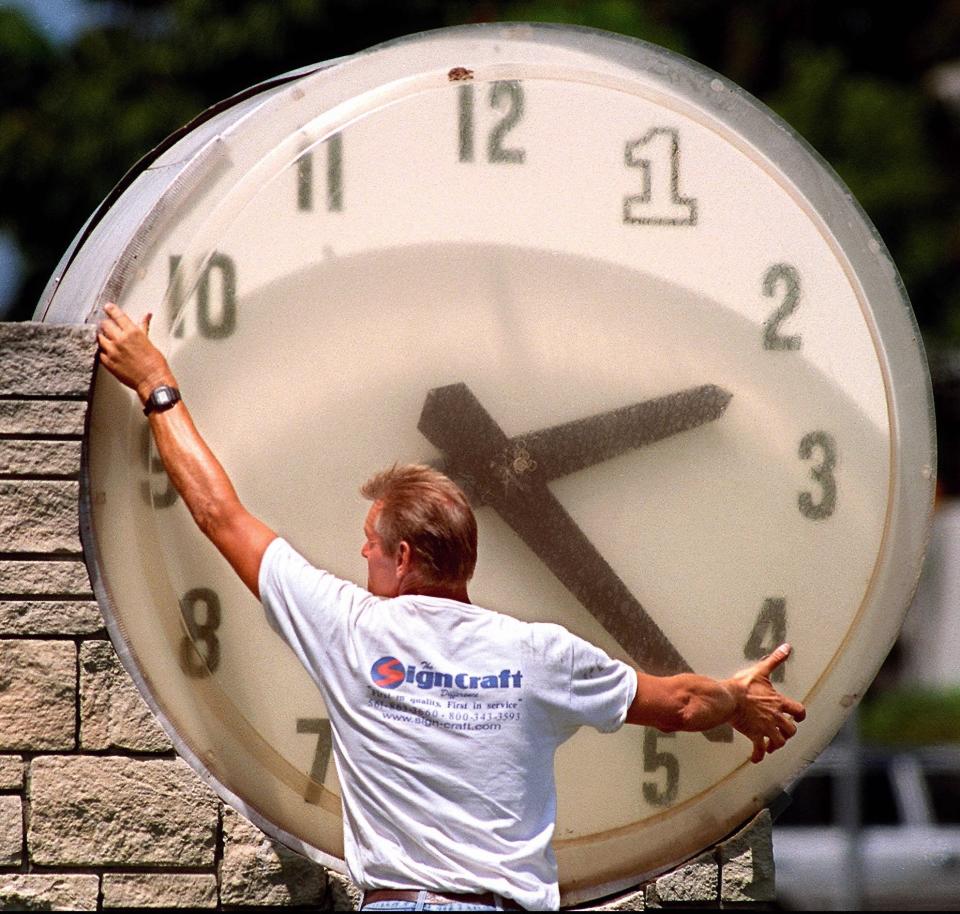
[726,644,806,763]
[97,303,175,403]
[628,644,805,763]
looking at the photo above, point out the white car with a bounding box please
[773,745,960,910]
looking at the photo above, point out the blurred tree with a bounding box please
[764,44,959,340]
[0,0,462,320]
[1,0,958,348]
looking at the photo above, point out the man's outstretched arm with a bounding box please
[97,303,277,598]
[626,644,806,763]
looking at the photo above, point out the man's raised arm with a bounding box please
[626,644,806,764]
[97,303,277,597]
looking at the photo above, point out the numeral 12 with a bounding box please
[458,82,526,164]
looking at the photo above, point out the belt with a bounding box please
[362,888,525,910]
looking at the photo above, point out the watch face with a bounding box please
[66,25,933,903]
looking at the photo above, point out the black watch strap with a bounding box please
[143,385,182,416]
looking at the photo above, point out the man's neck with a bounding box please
[399,581,471,603]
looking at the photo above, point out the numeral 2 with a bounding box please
[762,264,802,350]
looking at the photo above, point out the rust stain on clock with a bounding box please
[448,67,474,81]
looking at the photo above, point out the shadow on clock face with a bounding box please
[136,241,888,847]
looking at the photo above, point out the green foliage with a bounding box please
[495,0,687,54]
[1,0,959,341]
[0,0,462,318]
[764,44,958,338]
[861,687,960,745]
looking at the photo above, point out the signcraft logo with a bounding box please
[369,656,523,691]
[371,656,406,689]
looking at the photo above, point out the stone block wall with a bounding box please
[0,322,775,911]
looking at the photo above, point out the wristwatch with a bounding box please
[142,384,181,416]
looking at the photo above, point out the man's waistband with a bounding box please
[361,888,526,910]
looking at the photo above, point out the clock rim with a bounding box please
[50,20,935,903]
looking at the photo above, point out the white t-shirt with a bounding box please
[259,538,637,911]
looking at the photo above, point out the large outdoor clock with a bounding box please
[37,24,934,905]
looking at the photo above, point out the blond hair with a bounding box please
[360,464,477,586]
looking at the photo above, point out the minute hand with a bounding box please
[524,384,732,486]
[419,383,718,676]
[432,385,732,507]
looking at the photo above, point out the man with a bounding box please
[97,303,805,912]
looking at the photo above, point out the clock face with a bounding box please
[70,25,933,903]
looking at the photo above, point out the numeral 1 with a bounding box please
[296,134,344,212]
[297,717,332,804]
[623,128,697,226]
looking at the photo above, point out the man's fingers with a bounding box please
[777,714,798,739]
[97,317,119,342]
[99,304,133,341]
[140,313,152,336]
[766,729,786,752]
[104,303,138,331]
[756,643,791,678]
[736,643,805,766]
[104,302,127,322]
[781,697,806,722]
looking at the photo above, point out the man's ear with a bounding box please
[395,541,413,579]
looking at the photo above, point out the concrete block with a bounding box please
[0,323,96,397]
[327,869,363,911]
[0,560,91,596]
[574,885,646,910]
[0,874,99,911]
[719,808,775,903]
[0,756,23,790]
[0,795,21,866]
[80,640,171,752]
[102,873,218,909]
[0,481,80,554]
[653,850,717,903]
[220,806,327,907]
[0,400,87,436]
[29,756,218,866]
[0,601,102,636]
[0,440,82,477]
[0,640,75,750]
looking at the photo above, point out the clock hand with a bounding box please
[522,384,731,488]
[418,382,732,742]
[432,385,732,507]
